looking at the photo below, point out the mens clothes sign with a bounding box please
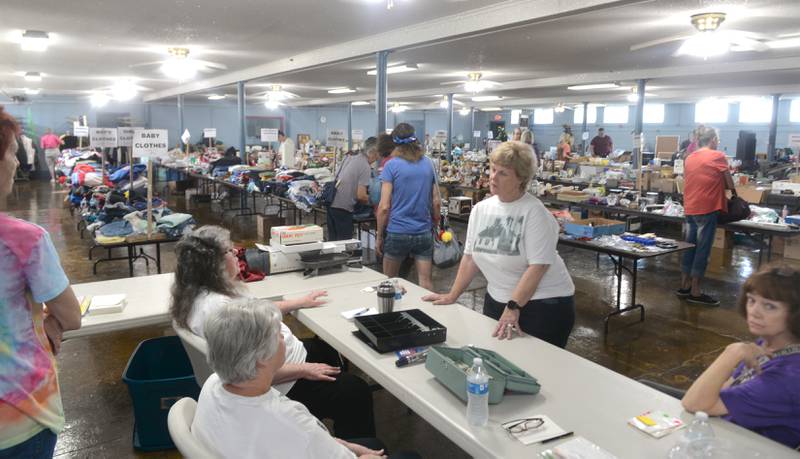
[327,129,347,148]
[132,129,169,159]
[90,128,118,148]
[203,128,217,138]
[261,128,279,142]
[117,127,142,148]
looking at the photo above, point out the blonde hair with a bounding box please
[520,129,533,145]
[489,141,537,191]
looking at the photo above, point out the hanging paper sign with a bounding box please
[789,134,800,150]
[352,129,364,142]
[327,128,347,148]
[74,125,89,137]
[582,131,590,141]
[511,109,521,125]
[674,159,685,174]
[90,128,118,148]
[473,130,481,138]
[132,129,169,159]
[181,129,191,145]
[117,127,142,148]
[434,130,447,142]
[487,131,494,140]
[203,128,217,138]
[261,128,279,142]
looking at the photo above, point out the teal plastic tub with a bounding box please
[122,335,201,451]
[425,345,540,404]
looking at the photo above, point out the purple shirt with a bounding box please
[719,347,800,449]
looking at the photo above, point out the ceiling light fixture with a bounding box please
[471,95,503,102]
[24,72,42,82]
[91,92,110,107]
[554,103,566,113]
[389,103,407,113]
[20,30,50,52]
[367,64,418,76]
[23,88,41,95]
[328,87,356,94]
[265,100,282,110]
[463,72,493,94]
[690,12,725,32]
[480,107,502,112]
[161,47,199,81]
[459,107,471,116]
[110,79,138,101]
[567,83,620,91]
[439,96,450,109]
[207,94,226,100]
[351,101,370,106]
[678,12,730,59]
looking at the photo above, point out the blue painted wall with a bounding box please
[4,98,797,155]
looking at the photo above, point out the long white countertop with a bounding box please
[292,280,798,459]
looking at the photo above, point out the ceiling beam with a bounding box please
[289,56,800,107]
[144,0,647,102]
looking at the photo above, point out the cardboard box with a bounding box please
[565,218,626,239]
[735,185,769,204]
[256,214,285,242]
[270,224,323,246]
[713,228,733,250]
[448,196,472,215]
[651,178,676,194]
[784,237,800,260]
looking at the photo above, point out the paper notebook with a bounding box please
[80,294,127,316]
[628,410,685,439]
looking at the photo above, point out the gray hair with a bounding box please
[363,136,378,153]
[204,298,283,385]
[520,129,533,145]
[696,126,719,148]
[170,225,243,329]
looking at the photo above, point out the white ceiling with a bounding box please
[3,0,800,108]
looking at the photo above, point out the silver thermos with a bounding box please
[376,280,396,314]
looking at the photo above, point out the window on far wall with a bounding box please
[643,104,665,124]
[603,105,629,124]
[791,100,800,123]
[738,98,773,123]
[533,108,554,125]
[694,99,728,123]
[573,105,597,124]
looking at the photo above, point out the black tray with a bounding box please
[353,309,447,353]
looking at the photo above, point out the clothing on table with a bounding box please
[719,341,800,449]
[331,152,371,213]
[483,293,575,348]
[39,134,61,150]
[683,147,729,216]
[279,138,297,169]
[0,215,69,450]
[464,193,574,303]
[590,135,613,157]
[192,374,356,459]
[681,212,718,278]
[188,291,307,395]
[379,157,436,234]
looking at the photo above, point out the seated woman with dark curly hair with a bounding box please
[170,225,375,439]
[682,264,800,450]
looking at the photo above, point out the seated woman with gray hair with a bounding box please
[193,299,420,459]
[171,225,375,438]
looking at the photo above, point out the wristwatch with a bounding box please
[506,300,521,311]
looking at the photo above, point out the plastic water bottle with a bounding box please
[668,411,715,458]
[392,279,403,310]
[466,357,489,427]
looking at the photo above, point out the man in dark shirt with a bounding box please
[589,128,613,158]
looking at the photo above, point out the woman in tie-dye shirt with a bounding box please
[0,106,81,458]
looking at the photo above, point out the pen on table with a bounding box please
[352,307,370,317]
[395,351,429,367]
[541,431,574,444]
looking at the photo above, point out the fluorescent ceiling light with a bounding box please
[567,83,620,91]
[328,87,356,94]
[91,92,110,107]
[677,32,729,58]
[23,88,41,95]
[21,30,49,52]
[472,95,503,102]
[367,64,418,75]
[207,94,226,100]
[24,72,42,82]
[351,101,370,106]
[459,107,471,116]
[480,107,502,112]
[111,79,138,101]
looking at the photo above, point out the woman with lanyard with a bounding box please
[682,264,800,450]
[423,141,576,348]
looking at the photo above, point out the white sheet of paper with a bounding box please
[551,436,618,459]
[340,307,378,320]
[507,415,567,445]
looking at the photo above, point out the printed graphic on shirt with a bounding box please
[474,215,525,255]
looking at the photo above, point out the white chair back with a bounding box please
[167,397,219,458]
[173,323,213,387]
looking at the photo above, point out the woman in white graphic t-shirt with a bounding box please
[424,141,576,348]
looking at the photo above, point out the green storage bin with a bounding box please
[425,345,540,405]
[122,335,201,451]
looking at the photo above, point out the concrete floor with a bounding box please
[3,179,796,458]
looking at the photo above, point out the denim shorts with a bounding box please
[383,231,433,261]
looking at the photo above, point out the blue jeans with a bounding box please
[0,428,57,459]
[681,212,718,278]
[383,231,433,261]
